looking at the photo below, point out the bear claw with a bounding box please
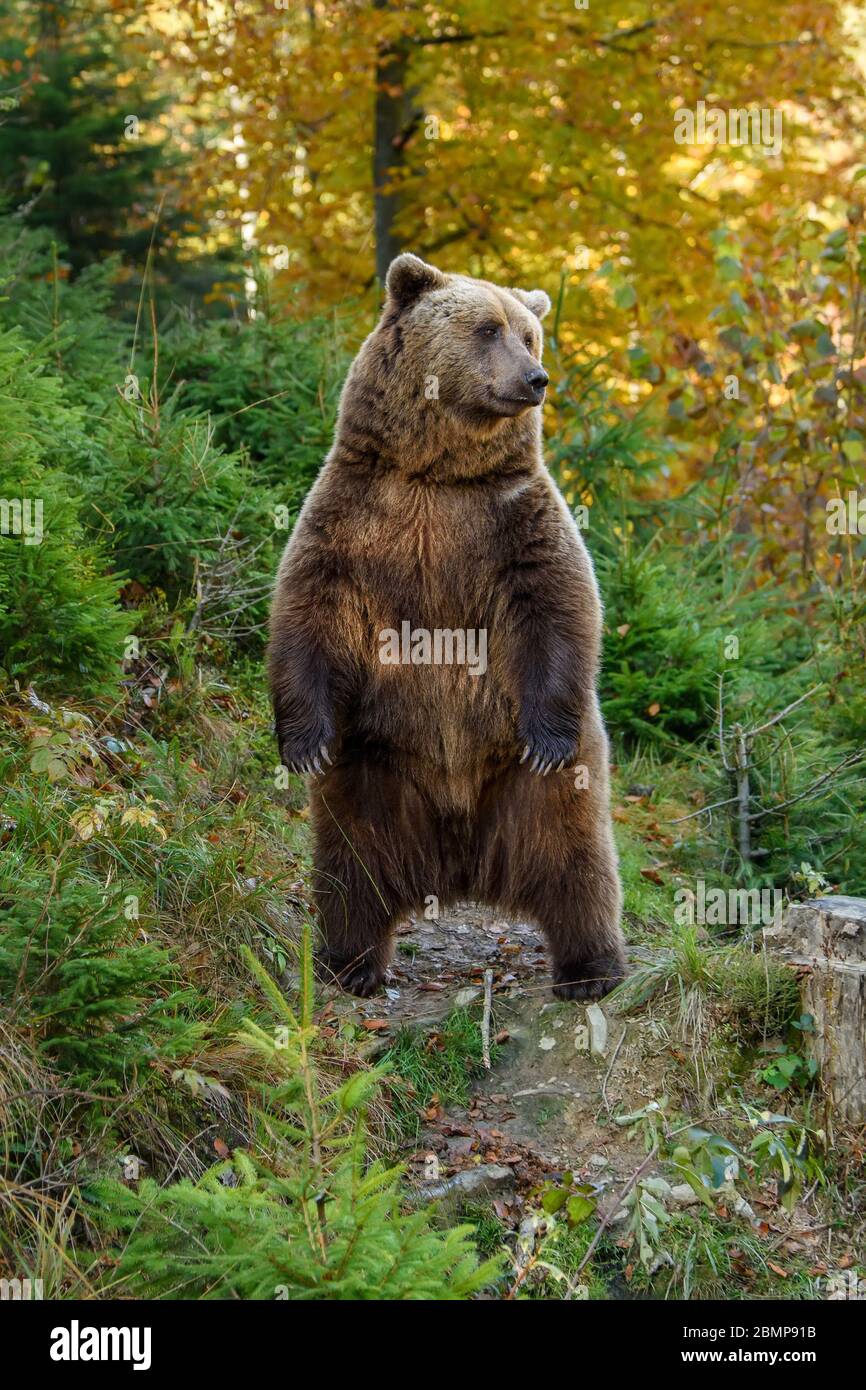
[283,742,334,778]
[519,740,579,777]
[317,953,386,998]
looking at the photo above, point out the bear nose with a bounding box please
[525,367,549,390]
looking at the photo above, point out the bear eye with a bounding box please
[479,321,501,339]
[524,333,535,350]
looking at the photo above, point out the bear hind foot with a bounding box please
[552,952,626,1002]
[316,949,387,998]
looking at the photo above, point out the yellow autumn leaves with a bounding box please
[69,798,168,842]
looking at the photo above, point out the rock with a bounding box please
[586,1004,608,1058]
[409,1163,515,1208]
[642,1175,673,1199]
[765,896,866,1123]
[670,1183,702,1206]
[731,1193,760,1228]
[444,1135,475,1158]
[454,987,481,1007]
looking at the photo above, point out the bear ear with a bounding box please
[511,287,552,321]
[386,253,447,308]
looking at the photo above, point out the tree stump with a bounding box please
[764,896,866,1124]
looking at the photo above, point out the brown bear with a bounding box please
[268,253,626,1000]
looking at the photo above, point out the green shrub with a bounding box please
[0,326,129,693]
[0,857,195,1084]
[0,220,129,401]
[598,539,724,745]
[0,220,281,635]
[89,940,501,1300]
[76,391,278,604]
[91,1156,496,1300]
[162,308,350,506]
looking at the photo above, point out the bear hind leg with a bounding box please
[310,764,438,997]
[476,769,627,1002]
[538,841,626,1001]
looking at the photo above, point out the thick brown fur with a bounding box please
[268,254,626,1000]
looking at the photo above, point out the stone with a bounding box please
[670,1183,701,1206]
[409,1163,515,1208]
[586,1003,608,1057]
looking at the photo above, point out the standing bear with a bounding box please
[268,254,626,1000]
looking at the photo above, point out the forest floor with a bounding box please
[327,904,657,1189]
[3,667,863,1300]
[320,902,855,1300]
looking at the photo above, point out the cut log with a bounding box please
[764,896,866,1124]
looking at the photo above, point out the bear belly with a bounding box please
[351,654,515,798]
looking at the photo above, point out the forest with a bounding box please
[0,0,865,1311]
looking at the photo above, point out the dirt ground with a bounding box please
[322,904,670,1212]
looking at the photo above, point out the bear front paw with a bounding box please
[518,732,580,776]
[280,739,334,778]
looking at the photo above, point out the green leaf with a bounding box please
[672,1166,714,1208]
[30,747,67,779]
[566,1193,596,1226]
[789,318,823,340]
[542,1186,569,1215]
[716,256,743,282]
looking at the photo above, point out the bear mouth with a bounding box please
[491,391,545,414]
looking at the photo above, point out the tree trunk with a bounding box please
[373,3,411,286]
[732,723,752,863]
[765,896,866,1125]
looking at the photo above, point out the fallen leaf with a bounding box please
[640,866,664,885]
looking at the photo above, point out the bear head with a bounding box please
[380,253,551,427]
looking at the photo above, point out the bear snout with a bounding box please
[524,367,549,400]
